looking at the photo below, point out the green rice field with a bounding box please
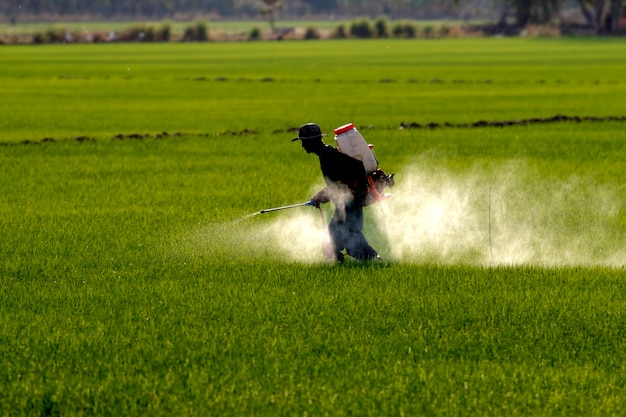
[1,38,626,416]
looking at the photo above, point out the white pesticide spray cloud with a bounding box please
[371,158,625,266]
[172,203,330,264]
[174,158,625,267]
[370,163,489,264]
[258,211,329,263]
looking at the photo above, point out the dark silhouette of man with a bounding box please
[292,123,380,263]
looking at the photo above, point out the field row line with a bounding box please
[2,114,625,146]
[25,75,625,85]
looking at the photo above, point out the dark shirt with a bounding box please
[320,145,367,194]
[316,145,367,226]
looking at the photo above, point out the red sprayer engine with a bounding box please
[333,123,395,206]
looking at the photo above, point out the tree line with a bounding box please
[0,1,443,18]
[1,0,623,35]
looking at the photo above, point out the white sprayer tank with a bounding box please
[333,123,378,175]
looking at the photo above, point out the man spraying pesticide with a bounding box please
[276,122,394,263]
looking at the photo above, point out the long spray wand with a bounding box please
[259,201,325,226]
[259,201,314,213]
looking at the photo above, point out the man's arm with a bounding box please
[310,188,331,208]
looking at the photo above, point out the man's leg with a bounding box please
[345,231,380,261]
[324,223,346,263]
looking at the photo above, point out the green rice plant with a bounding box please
[1,129,625,415]
[1,39,625,143]
[1,38,626,416]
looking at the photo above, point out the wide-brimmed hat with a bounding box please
[291,123,327,142]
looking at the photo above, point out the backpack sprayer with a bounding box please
[333,122,395,206]
[259,122,395,214]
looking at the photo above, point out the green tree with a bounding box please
[586,0,624,33]
[461,0,562,31]
[258,0,282,33]
[504,0,624,33]
[489,0,561,27]
[4,0,18,24]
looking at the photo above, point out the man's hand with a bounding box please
[310,189,330,208]
[310,195,323,208]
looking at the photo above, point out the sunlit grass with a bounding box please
[1,39,626,416]
[1,39,625,142]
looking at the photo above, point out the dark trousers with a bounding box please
[323,204,378,262]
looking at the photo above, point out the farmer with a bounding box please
[292,123,381,263]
